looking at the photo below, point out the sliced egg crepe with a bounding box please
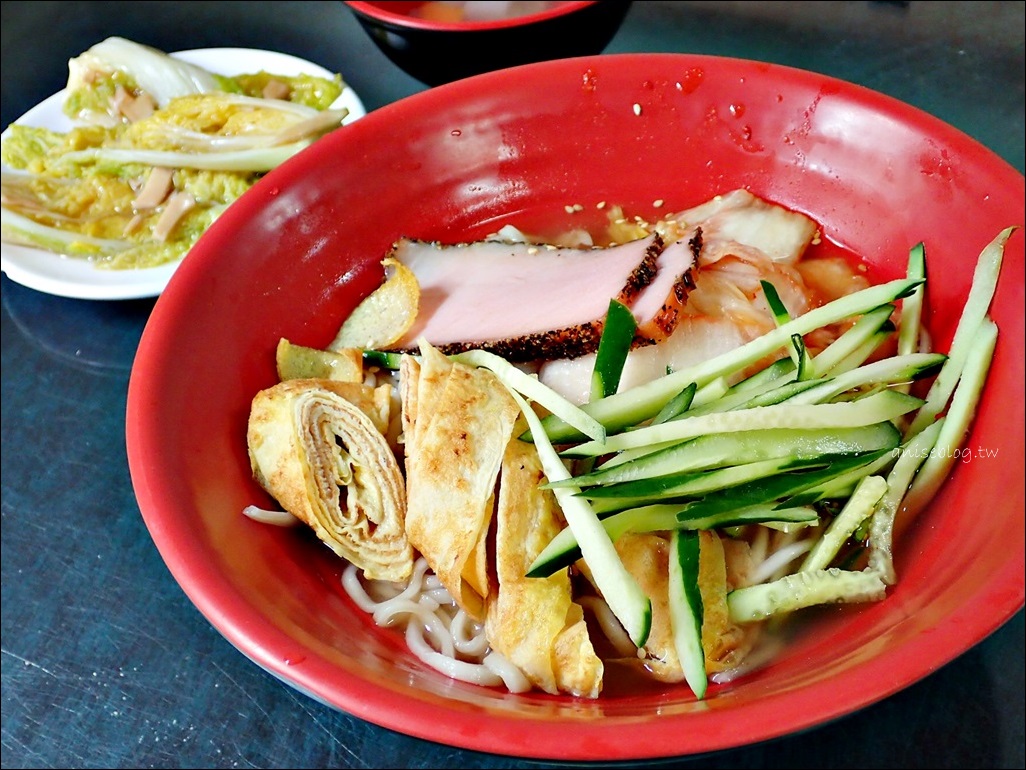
[401,341,520,621]
[485,436,603,698]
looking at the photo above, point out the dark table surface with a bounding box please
[2,2,1023,768]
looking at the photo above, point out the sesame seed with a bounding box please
[653,199,664,208]
[633,103,642,116]
[564,205,575,214]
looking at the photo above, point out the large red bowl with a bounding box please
[126,53,1025,761]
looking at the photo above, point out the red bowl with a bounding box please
[344,1,632,85]
[126,53,1025,761]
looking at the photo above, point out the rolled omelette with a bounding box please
[247,378,414,582]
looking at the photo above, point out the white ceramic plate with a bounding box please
[0,47,366,301]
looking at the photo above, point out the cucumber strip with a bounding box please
[581,445,898,506]
[905,227,1015,438]
[527,502,817,578]
[528,504,679,577]
[555,423,900,489]
[362,349,404,370]
[809,303,895,377]
[669,450,892,521]
[823,327,895,376]
[780,353,946,406]
[564,389,924,457]
[800,475,888,572]
[591,299,637,400]
[727,568,888,623]
[896,243,926,358]
[681,504,819,531]
[791,334,810,380]
[667,358,797,419]
[729,357,798,396]
[740,377,833,408]
[691,376,731,407]
[790,450,895,504]
[902,317,998,516]
[652,382,697,424]
[867,418,944,584]
[590,451,890,523]
[761,279,802,371]
[581,454,855,502]
[668,530,707,699]
[453,348,606,443]
[595,363,797,468]
[505,388,651,647]
[536,277,923,443]
[761,279,792,326]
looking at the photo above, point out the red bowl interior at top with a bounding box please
[346,1,603,31]
[126,53,1025,761]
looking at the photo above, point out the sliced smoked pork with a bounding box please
[385,233,664,362]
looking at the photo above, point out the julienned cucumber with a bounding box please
[581,451,883,504]
[505,388,652,647]
[591,299,637,401]
[727,568,888,623]
[548,423,900,489]
[564,389,923,457]
[527,502,819,578]
[905,226,1015,438]
[668,530,707,699]
[453,348,606,442]
[809,303,895,376]
[442,226,1010,691]
[799,475,887,572]
[896,243,926,359]
[535,276,923,443]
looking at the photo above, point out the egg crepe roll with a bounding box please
[247,378,413,582]
[485,436,603,698]
[402,342,520,621]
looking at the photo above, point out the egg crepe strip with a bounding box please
[485,437,604,698]
[247,378,413,582]
[401,342,521,621]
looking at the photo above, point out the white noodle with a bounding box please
[405,622,504,686]
[579,595,638,658]
[748,539,815,585]
[483,652,533,693]
[451,610,491,657]
[341,556,529,690]
[710,633,787,684]
[424,586,455,604]
[747,524,770,566]
[341,563,385,612]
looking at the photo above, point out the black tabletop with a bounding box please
[2,2,1023,768]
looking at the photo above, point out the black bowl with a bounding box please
[345,1,632,86]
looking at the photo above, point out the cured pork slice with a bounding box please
[387,233,664,362]
[540,189,820,404]
[630,232,700,345]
